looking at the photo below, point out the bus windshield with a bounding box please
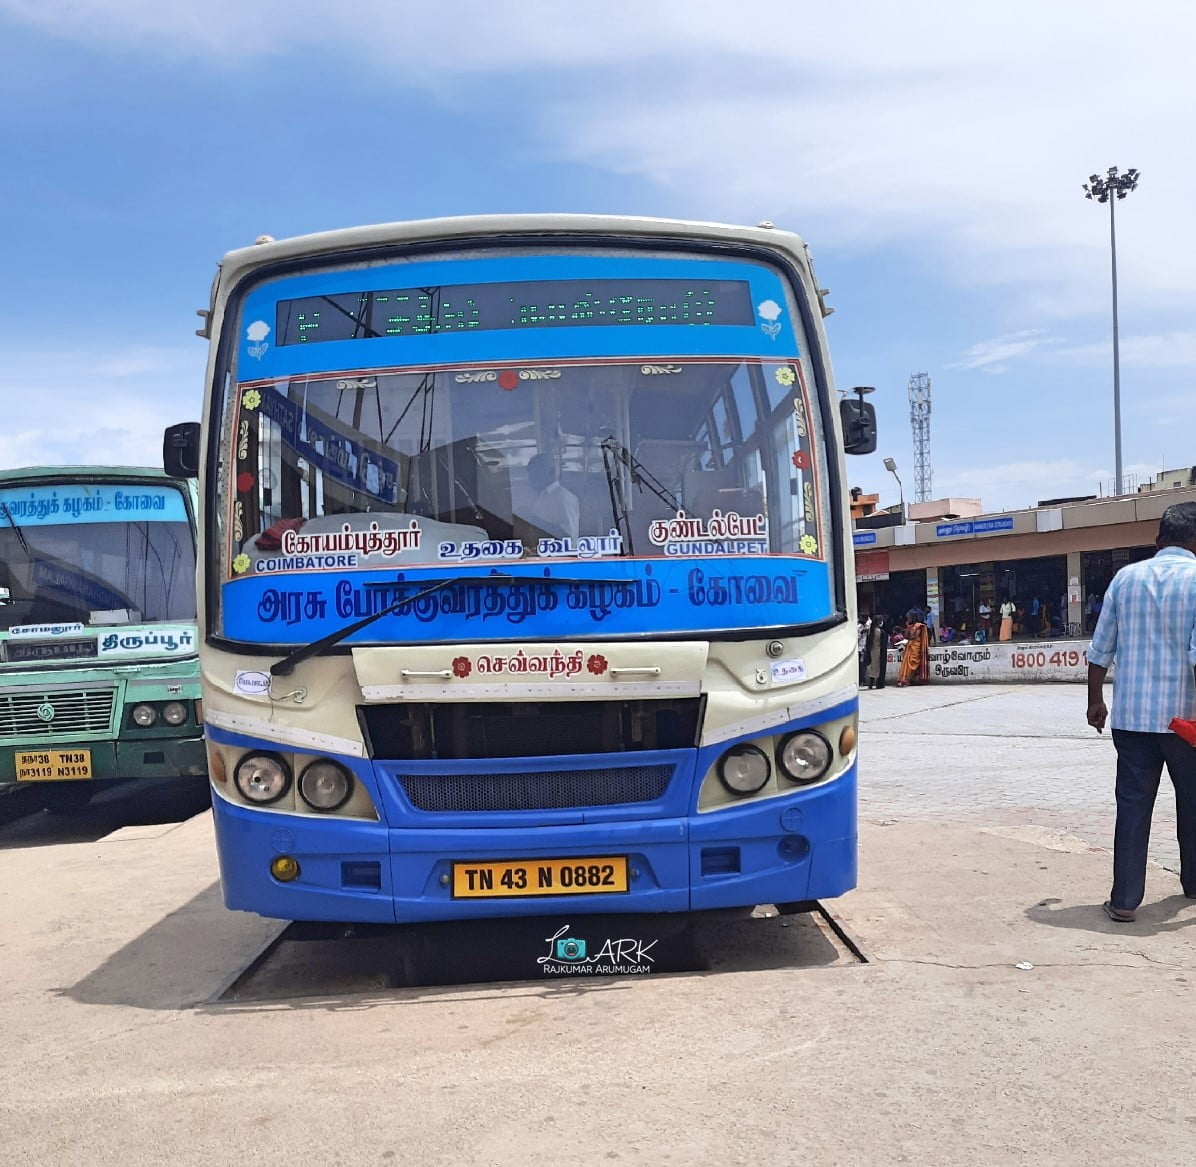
[0,484,196,632]
[216,247,838,645]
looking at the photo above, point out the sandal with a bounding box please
[1103,900,1135,923]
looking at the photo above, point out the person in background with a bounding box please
[1086,501,1196,923]
[978,600,991,639]
[858,615,870,686]
[896,615,931,686]
[864,614,889,690]
[998,597,1015,642]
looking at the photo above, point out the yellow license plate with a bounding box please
[452,856,629,899]
[16,749,93,782]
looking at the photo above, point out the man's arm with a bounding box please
[1087,663,1109,733]
[1086,581,1118,733]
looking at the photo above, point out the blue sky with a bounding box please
[2,1,1193,512]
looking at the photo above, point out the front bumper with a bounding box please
[210,764,857,924]
[0,734,208,787]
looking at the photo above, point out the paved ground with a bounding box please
[858,683,1181,873]
[1,685,1193,1166]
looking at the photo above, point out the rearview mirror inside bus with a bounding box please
[163,422,201,479]
[840,396,877,455]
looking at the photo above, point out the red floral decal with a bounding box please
[452,656,472,678]
[791,450,810,471]
[498,370,519,390]
[236,471,256,494]
[587,653,608,675]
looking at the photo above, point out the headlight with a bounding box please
[162,701,188,726]
[777,731,833,783]
[298,759,354,812]
[233,752,292,804]
[717,744,771,795]
[131,704,157,727]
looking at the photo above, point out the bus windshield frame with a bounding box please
[210,243,845,650]
[0,479,197,660]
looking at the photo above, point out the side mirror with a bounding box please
[163,422,201,479]
[840,397,877,455]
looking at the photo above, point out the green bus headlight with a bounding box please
[131,704,157,727]
[162,702,188,726]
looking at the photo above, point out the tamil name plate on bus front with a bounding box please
[452,856,630,898]
[15,749,93,781]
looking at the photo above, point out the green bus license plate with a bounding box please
[452,856,629,898]
[15,750,93,781]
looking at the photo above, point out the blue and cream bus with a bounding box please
[165,214,875,922]
[0,466,206,812]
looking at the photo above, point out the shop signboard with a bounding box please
[935,516,1015,538]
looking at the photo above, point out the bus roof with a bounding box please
[216,213,814,288]
[0,465,183,484]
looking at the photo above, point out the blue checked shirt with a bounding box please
[1087,546,1196,731]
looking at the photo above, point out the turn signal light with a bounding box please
[839,725,857,756]
[270,855,300,882]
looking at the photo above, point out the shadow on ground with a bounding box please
[63,893,860,1013]
[0,778,210,849]
[1026,893,1196,936]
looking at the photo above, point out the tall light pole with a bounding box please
[883,456,904,519]
[1083,165,1139,496]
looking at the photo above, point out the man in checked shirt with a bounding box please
[1086,501,1196,922]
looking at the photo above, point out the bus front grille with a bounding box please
[397,764,674,813]
[0,689,116,739]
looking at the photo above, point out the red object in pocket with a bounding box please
[1170,718,1196,747]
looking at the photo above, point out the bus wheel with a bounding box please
[39,785,96,815]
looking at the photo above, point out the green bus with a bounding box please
[0,466,206,813]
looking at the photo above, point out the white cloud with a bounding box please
[0,345,203,471]
[1053,331,1196,369]
[934,459,1105,511]
[948,330,1056,372]
[3,1,1191,325]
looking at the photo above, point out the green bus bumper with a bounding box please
[0,734,208,788]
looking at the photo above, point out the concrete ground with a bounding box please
[1,685,1194,1166]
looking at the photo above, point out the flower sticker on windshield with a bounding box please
[774,366,796,387]
[241,389,262,411]
[757,299,783,340]
[231,553,251,575]
[246,320,271,360]
[800,534,819,556]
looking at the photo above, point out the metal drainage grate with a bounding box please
[397,764,673,813]
[0,689,116,739]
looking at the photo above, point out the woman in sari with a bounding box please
[896,619,931,686]
[998,598,1015,641]
[864,615,889,690]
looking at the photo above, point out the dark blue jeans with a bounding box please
[1110,730,1196,910]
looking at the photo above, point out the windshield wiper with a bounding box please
[0,503,30,557]
[270,570,634,677]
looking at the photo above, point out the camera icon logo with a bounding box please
[555,936,587,961]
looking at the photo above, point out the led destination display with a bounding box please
[276,278,754,344]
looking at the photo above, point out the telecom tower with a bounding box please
[908,372,932,503]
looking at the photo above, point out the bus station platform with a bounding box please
[1,684,1193,1165]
